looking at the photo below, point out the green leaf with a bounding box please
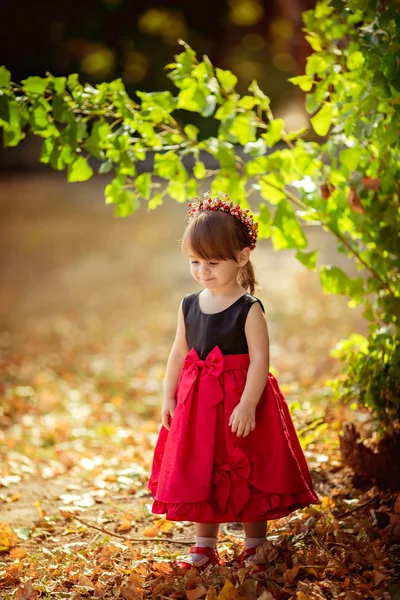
[288,75,314,92]
[245,157,268,176]
[67,73,80,92]
[3,126,25,147]
[230,112,256,145]
[305,94,319,114]
[0,66,11,88]
[148,193,163,210]
[67,156,93,182]
[262,118,284,146]
[346,50,365,70]
[238,96,259,110]
[52,76,67,94]
[52,94,70,123]
[184,124,199,141]
[271,199,308,250]
[319,265,364,302]
[215,68,238,94]
[259,173,286,205]
[310,103,333,136]
[256,203,272,238]
[0,95,9,124]
[296,249,318,271]
[306,55,329,77]
[21,76,49,94]
[248,80,270,110]
[113,190,140,217]
[135,173,151,199]
[176,79,207,112]
[136,90,177,121]
[118,152,136,176]
[167,180,186,202]
[340,147,362,170]
[215,96,237,120]
[2,100,24,147]
[84,120,112,159]
[154,151,187,181]
[305,34,323,52]
[194,161,206,179]
[105,176,140,216]
[187,178,198,198]
[31,104,49,130]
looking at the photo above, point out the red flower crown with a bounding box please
[187,192,259,250]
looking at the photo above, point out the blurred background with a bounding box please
[0,0,368,455]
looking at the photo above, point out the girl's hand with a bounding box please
[161,398,177,430]
[228,402,256,438]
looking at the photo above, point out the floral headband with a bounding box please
[187,192,259,250]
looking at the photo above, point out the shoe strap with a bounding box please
[242,546,257,558]
[189,545,217,555]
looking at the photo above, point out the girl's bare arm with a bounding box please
[163,300,189,402]
[240,302,270,409]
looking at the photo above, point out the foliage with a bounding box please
[0,0,399,430]
[330,330,400,434]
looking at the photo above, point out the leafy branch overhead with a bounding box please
[0,0,399,425]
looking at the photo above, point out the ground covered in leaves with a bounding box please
[1,175,400,599]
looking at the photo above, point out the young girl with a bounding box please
[148,192,320,572]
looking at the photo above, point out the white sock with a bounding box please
[245,536,266,566]
[185,536,217,565]
[245,536,265,550]
[195,536,218,549]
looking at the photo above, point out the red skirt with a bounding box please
[148,345,320,523]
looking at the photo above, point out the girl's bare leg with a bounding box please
[242,521,267,538]
[195,522,220,538]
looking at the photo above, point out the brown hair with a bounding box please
[181,210,259,294]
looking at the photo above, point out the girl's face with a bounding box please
[188,248,249,290]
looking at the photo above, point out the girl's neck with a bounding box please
[201,283,246,299]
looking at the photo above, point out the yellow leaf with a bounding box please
[217,579,240,600]
[142,525,158,537]
[32,501,43,519]
[0,522,18,551]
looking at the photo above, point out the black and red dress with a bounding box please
[148,291,320,523]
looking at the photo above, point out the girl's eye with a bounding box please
[209,262,218,266]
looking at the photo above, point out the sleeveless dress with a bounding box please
[148,291,320,523]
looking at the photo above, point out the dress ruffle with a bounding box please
[148,346,320,523]
[150,489,318,524]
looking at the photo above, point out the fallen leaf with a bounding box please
[186,585,207,600]
[15,579,38,600]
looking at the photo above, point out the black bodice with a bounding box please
[182,291,265,360]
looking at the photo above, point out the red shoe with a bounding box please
[236,545,267,572]
[170,545,221,573]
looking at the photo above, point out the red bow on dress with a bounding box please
[178,346,224,410]
[212,446,252,513]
